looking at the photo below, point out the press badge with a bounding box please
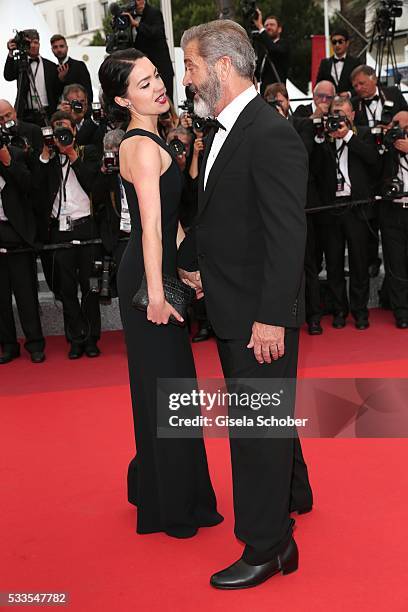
[59,215,72,231]
[336,171,345,193]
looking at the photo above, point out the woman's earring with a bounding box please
[127,102,132,109]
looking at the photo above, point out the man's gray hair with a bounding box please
[62,83,87,100]
[181,20,256,80]
[104,128,125,150]
[313,80,335,95]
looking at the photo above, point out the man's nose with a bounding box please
[182,72,191,87]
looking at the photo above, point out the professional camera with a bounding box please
[383,176,404,199]
[383,120,406,148]
[0,120,29,149]
[103,150,119,173]
[241,0,258,22]
[380,100,395,126]
[313,116,327,139]
[90,256,116,303]
[168,137,186,158]
[106,1,137,53]
[54,127,74,147]
[69,99,84,114]
[92,102,102,122]
[12,30,31,63]
[326,113,348,133]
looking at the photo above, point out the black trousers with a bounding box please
[304,215,322,323]
[216,329,313,564]
[380,203,408,319]
[319,209,370,318]
[50,218,101,343]
[0,222,44,354]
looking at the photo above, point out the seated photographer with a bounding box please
[50,34,93,106]
[252,11,289,95]
[38,111,101,359]
[0,143,45,364]
[92,128,131,268]
[4,29,61,126]
[379,111,408,329]
[294,80,336,119]
[311,95,381,330]
[351,65,408,128]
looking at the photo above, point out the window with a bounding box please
[56,9,66,35]
[79,5,89,32]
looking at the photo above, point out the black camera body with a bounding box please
[383,120,406,148]
[106,1,137,53]
[326,113,347,133]
[241,0,258,22]
[70,99,84,114]
[0,120,28,150]
[380,100,395,126]
[383,176,404,199]
[90,256,116,303]
[168,137,186,157]
[54,127,74,147]
[12,30,31,64]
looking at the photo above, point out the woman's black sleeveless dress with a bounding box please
[117,129,223,537]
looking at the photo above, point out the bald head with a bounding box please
[393,111,408,129]
[313,81,336,115]
[0,100,16,126]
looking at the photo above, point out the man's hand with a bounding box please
[253,8,263,31]
[122,13,141,28]
[394,138,408,154]
[56,142,78,163]
[57,63,69,82]
[180,113,193,129]
[7,39,17,56]
[192,136,204,156]
[178,268,204,299]
[58,100,72,114]
[247,322,285,364]
[0,146,11,166]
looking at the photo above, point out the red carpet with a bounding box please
[1,309,408,611]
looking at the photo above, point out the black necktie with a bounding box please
[333,57,345,64]
[364,95,380,105]
[29,58,39,64]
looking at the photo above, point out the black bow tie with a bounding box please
[333,57,345,64]
[364,95,380,105]
[207,118,226,133]
[29,57,39,64]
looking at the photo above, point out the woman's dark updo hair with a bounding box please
[98,48,146,123]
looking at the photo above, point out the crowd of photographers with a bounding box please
[1,18,408,365]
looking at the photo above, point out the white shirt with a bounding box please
[119,176,131,233]
[364,87,383,128]
[27,56,49,110]
[335,131,353,197]
[50,155,91,220]
[331,54,346,87]
[204,85,258,189]
[396,155,408,203]
[0,175,7,221]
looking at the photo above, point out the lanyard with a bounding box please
[56,156,71,218]
[335,141,347,170]
[365,100,380,125]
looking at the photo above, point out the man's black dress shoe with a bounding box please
[31,351,46,363]
[396,318,408,329]
[308,321,322,335]
[0,351,20,365]
[210,536,298,590]
[332,313,346,329]
[355,318,369,330]
[192,325,214,343]
[84,342,101,358]
[68,343,84,359]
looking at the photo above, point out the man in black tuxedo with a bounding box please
[179,20,312,589]
[50,35,93,105]
[294,80,336,119]
[252,11,289,96]
[4,29,61,126]
[351,64,408,128]
[311,96,381,329]
[0,144,45,364]
[58,84,103,152]
[0,99,43,156]
[123,0,174,101]
[316,29,360,97]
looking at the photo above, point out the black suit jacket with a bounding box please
[59,57,93,105]
[316,55,361,95]
[311,126,381,223]
[352,86,408,127]
[0,147,35,246]
[4,55,62,117]
[293,103,313,119]
[17,120,44,155]
[134,3,174,98]
[178,95,308,338]
[254,32,289,95]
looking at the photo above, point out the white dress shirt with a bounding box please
[27,56,49,110]
[331,54,346,87]
[0,176,8,221]
[396,155,408,203]
[364,87,383,128]
[50,155,91,220]
[335,131,353,197]
[204,85,258,189]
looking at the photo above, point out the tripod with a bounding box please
[13,49,49,127]
[368,8,401,87]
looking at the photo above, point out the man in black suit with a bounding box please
[294,80,336,119]
[316,29,360,97]
[0,99,43,155]
[179,20,312,589]
[38,111,101,359]
[4,29,61,126]
[50,35,93,106]
[252,11,289,96]
[0,143,45,364]
[123,0,174,101]
[311,96,381,329]
[58,84,103,152]
[351,64,408,127]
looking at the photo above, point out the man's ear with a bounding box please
[216,56,232,82]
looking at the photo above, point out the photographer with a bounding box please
[50,35,93,106]
[316,29,360,97]
[312,96,381,330]
[294,80,336,119]
[4,29,61,126]
[379,111,408,328]
[38,111,101,359]
[351,64,408,128]
[58,84,103,152]
[252,11,289,95]
[0,143,45,364]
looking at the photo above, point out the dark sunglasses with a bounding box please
[332,39,346,45]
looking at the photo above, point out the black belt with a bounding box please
[51,215,92,229]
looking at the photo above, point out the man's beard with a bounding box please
[193,68,222,118]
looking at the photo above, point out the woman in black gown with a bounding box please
[98,50,223,537]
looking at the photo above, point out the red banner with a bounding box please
[311,35,327,89]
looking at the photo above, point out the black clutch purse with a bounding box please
[132,273,196,326]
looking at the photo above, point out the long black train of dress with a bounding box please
[117,129,223,537]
